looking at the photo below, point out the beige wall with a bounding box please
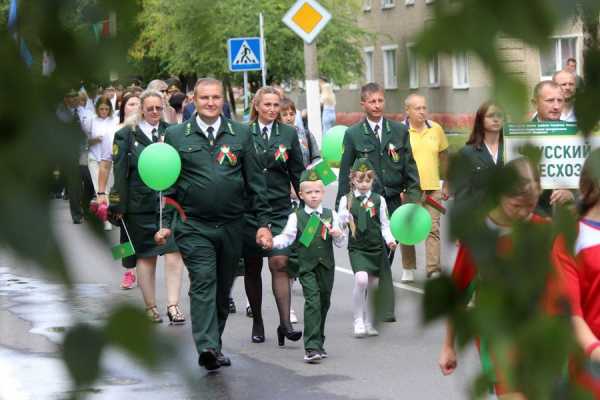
[336,1,585,119]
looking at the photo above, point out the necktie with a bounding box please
[151,128,158,143]
[207,126,215,146]
[261,126,269,143]
[72,108,80,123]
[373,124,380,142]
[357,195,367,232]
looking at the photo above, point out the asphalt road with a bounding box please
[0,186,482,400]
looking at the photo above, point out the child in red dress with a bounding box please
[438,158,552,399]
[552,149,600,399]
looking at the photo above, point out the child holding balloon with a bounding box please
[337,158,397,338]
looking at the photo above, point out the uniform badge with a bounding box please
[274,144,288,162]
[109,192,120,204]
[112,143,119,156]
[388,143,400,162]
[362,199,377,218]
[216,145,237,166]
[184,122,192,136]
[320,217,332,240]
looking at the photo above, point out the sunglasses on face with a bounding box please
[145,106,163,112]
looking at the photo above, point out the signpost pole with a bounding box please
[243,70,249,117]
[259,13,267,87]
[304,41,322,144]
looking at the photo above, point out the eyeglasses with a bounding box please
[145,106,164,112]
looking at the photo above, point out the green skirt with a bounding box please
[124,213,178,258]
[348,245,387,276]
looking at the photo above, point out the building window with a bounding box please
[452,51,469,89]
[406,43,419,89]
[405,0,415,5]
[364,47,374,82]
[425,0,435,3]
[363,0,372,11]
[382,45,398,89]
[428,53,440,87]
[382,0,395,9]
[539,36,579,79]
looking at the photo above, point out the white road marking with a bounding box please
[335,266,425,294]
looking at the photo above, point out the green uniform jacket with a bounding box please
[163,116,271,227]
[249,120,305,205]
[452,142,504,207]
[296,208,335,273]
[336,118,420,206]
[110,120,170,215]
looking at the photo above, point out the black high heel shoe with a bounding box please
[277,325,302,346]
[251,320,265,343]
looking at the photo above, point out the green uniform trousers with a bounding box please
[174,217,243,353]
[379,195,401,321]
[299,263,334,351]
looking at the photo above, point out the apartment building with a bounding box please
[335,0,584,131]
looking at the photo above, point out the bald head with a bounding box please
[553,70,576,102]
[405,94,427,127]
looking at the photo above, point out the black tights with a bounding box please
[244,255,292,331]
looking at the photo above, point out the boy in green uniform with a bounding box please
[270,169,346,363]
[336,82,421,322]
[155,78,272,371]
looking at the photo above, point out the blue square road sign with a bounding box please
[228,37,262,72]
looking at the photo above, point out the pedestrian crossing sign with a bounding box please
[228,37,263,72]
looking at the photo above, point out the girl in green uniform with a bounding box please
[337,159,397,338]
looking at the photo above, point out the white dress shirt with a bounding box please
[139,120,160,142]
[366,117,383,141]
[337,190,395,244]
[84,115,118,161]
[258,121,274,140]
[273,204,346,249]
[196,115,222,139]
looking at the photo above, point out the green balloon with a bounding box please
[321,125,347,168]
[390,204,432,245]
[137,143,181,191]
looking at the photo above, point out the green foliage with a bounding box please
[134,0,369,86]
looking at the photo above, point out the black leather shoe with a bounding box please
[73,217,83,224]
[277,325,302,346]
[303,349,322,363]
[198,349,220,371]
[217,352,231,367]
[228,298,236,314]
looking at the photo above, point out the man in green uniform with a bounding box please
[336,82,421,322]
[155,78,272,371]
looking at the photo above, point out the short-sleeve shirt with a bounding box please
[407,120,448,190]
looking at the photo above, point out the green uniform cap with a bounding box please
[351,158,374,173]
[300,169,321,183]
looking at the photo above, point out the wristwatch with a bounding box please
[97,192,106,195]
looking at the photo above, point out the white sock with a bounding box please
[365,276,380,327]
[353,271,369,323]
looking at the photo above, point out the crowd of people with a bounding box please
[53,58,600,398]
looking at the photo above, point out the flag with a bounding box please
[425,195,446,214]
[299,214,321,247]
[111,241,135,260]
[8,0,33,68]
[313,160,336,186]
[164,197,187,222]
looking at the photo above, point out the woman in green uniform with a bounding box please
[243,86,305,344]
[109,90,186,324]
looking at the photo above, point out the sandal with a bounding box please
[146,305,163,323]
[166,304,186,325]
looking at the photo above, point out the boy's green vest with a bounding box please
[295,208,335,271]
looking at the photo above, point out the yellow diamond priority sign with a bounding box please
[282,0,332,44]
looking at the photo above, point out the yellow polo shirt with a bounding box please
[407,120,448,190]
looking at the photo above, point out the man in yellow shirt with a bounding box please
[400,94,449,282]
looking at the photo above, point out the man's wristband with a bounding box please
[97,192,106,195]
[585,341,600,356]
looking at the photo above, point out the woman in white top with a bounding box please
[83,96,118,207]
